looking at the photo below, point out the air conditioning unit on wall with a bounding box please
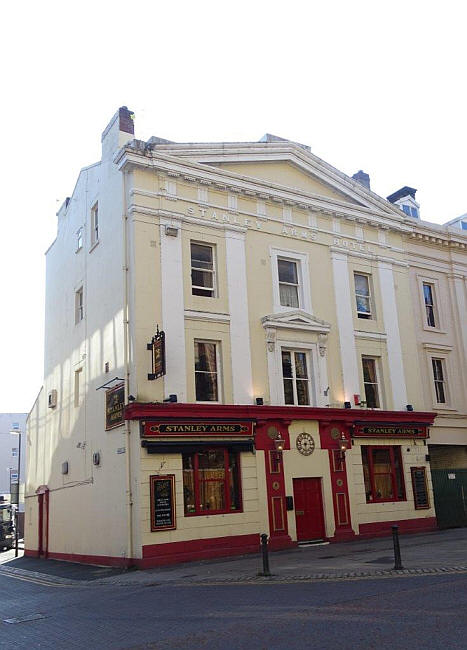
[48,389,57,408]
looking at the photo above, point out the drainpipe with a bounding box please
[122,169,134,565]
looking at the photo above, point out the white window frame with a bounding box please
[354,272,374,320]
[361,356,383,409]
[194,340,222,404]
[281,348,313,406]
[90,202,99,246]
[270,247,312,313]
[76,227,83,252]
[190,241,217,298]
[268,340,318,406]
[417,275,444,332]
[75,287,84,324]
[428,354,452,407]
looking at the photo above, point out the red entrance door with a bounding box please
[293,478,326,541]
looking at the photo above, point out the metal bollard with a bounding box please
[258,533,271,576]
[392,525,404,570]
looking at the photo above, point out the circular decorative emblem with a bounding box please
[296,433,315,456]
[336,479,344,487]
[272,481,280,491]
[331,427,340,440]
[267,426,279,440]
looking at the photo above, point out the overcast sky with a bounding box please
[0,1,465,413]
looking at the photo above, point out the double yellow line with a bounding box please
[0,567,81,588]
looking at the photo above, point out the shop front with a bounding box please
[126,403,437,567]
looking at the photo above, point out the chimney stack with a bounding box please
[352,170,371,190]
[101,106,135,161]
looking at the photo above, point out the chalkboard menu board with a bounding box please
[411,467,430,510]
[150,475,176,531]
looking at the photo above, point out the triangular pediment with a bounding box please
[215,160,362,206]
[261,310,331,334]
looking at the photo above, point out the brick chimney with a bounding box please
[101,106,135,161]
[352,170,371,190]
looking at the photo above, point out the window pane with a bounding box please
[432,359,443,381]
[279,283,299,308]
[402,205,411,215]
[199,481,225,511]
[195,372,218,401]
[281,351,292,378]
[294,352,308,379]
[356,296,371,313]
[191,269,213,289]
[393,450,404,499]
[283,378,294,404]
[182,455,196,513]
[362,358,376,383]
[434,381,445,403]
[191,243,213,269]
[296,380,310,405]
[364,383,379,408]
[372,449,391,472]
[354,274,369,295]
[278,259,298,284]
[374,474,393,499]
[423,284,433,305]
[361,447,372,501]
[198,450,225,470]
[195,342,217,372]
[229,452,241,511]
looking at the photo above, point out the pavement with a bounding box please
[1,527,466,587]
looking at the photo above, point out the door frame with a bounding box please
[293,476,326,542]
[36,486,49,558]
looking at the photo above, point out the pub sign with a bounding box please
[150,474,176,531]
[142,421,254,438]
[353,423,428,439]
[105,384,125,430]
[147,326,166,380]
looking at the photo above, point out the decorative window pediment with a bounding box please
[261,310,330,334]
[261,310,330,356]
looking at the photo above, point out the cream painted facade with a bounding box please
[26,108,466,567]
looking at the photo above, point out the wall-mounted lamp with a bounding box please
[274,437,285,452]
[255,397,264,406]
[163,394,178,403]
[339,432,349,460]
[406,404,414,412]
[344,401,352,409]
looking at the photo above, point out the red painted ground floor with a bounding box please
[25,403,438,568]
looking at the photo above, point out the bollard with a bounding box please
[258,533,271,576]
[392,525,404,570]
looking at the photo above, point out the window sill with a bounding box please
[422,325,447,335]
[184,509,243,517]
[365,499,407,504]
[433,404,457,412]
[89,240,99,253]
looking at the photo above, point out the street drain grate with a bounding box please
[3,613,47,625]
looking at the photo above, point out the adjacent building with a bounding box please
[0,413,27,508]
[26,108,467,567]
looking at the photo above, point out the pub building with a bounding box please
[26,108,465,569]
[126,402,436,567]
